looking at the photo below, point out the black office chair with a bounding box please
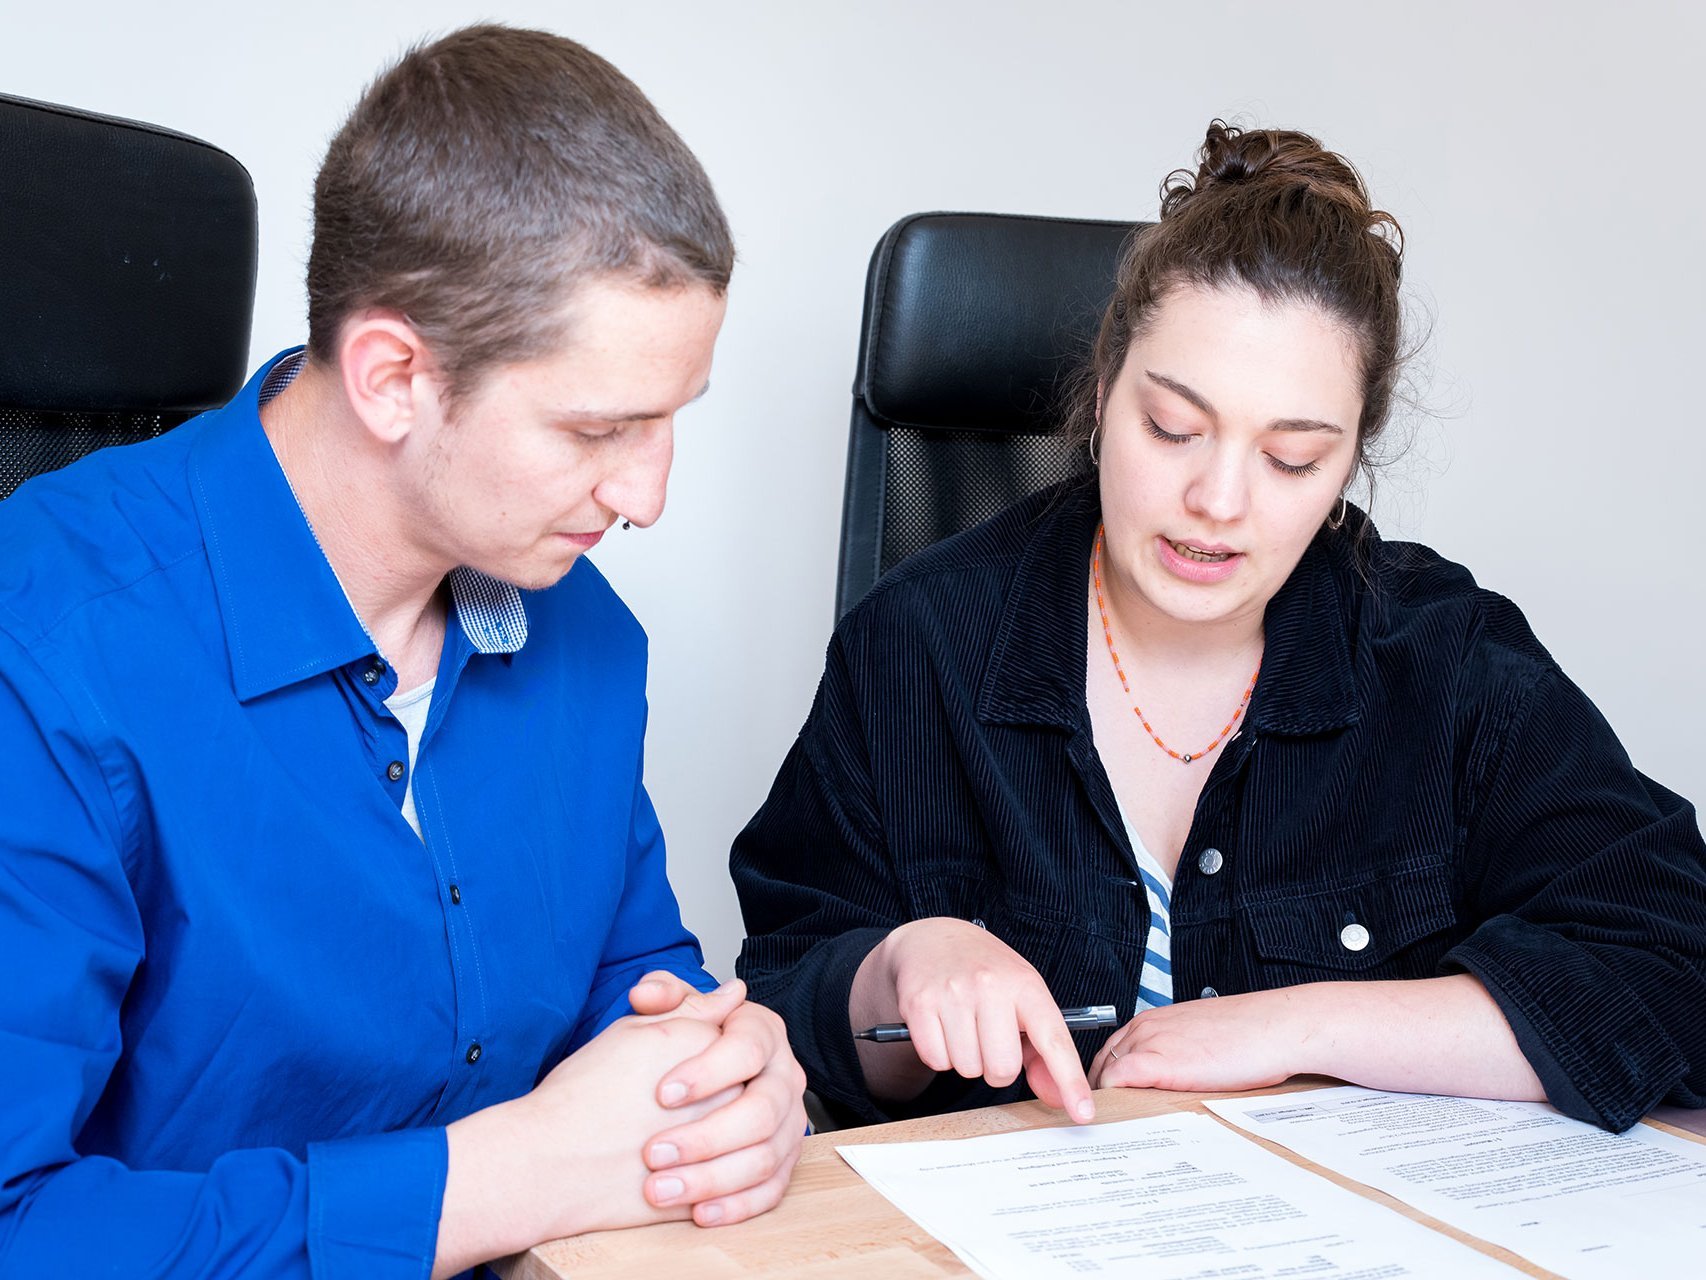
[834,212,1145,617]
[0,92,258,500]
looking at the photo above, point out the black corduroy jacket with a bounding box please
[732,479,1706,1133]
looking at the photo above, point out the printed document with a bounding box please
[1208,1087,1706,1280]
[838,1111,1519,1279]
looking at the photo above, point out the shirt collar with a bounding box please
[978,479,1361,736]
[190,349,528,703]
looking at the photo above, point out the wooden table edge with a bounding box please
[494,1079,1706,1280]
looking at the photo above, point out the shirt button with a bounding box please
[1200,986,1219,999]
[466,1042,482,1064]
[386,760,405,782]
[1340,923,1371,952]
[1197,847,1224,876]
[449,884,462,905]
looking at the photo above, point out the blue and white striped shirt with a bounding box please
[1114,796,1175,1012]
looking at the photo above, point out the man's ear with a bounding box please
[334,311,443,445]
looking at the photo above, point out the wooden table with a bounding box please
[496,1082,1706,1280]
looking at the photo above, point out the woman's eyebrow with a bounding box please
[1145,369,1343,434]
[1145,369,1215,415]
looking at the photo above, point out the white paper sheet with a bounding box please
[838,1111,1519,1279]
[1207,1087,1706,1280]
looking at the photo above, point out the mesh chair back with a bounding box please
[0,93,258,498]
[835,212,1142,617]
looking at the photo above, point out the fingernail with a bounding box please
[652,1175,684,1203]
[699,1203,725,1225]
[660,1082,688,1106]
[649,1142,680,1167]
[1074,1100,1095,1122]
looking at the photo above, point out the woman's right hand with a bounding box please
[852,917,1095,1122]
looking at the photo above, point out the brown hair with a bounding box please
[306,24,734,394]
[1072,120,1405,496]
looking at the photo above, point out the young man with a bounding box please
[0,25,804,1279]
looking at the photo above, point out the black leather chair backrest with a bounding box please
[0,93,258,499]
[835,212,1144,617]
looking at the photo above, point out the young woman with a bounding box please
[731,121,1706,1135]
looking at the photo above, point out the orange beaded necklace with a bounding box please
[1091,524,1259,765]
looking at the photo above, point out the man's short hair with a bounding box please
[306,24,734,393]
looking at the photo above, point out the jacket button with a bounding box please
[449,884,462,905]
[1200,986,1219,999]
[466,1042,482,1064]
[1197,847,1224,875]
[387,760,405,782]
[1340,923,1371,952]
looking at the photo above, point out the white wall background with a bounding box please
[7,0,1702,978]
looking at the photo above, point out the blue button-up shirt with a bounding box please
[0,350,713,1278]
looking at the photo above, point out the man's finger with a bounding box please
[689,1142,804,1228]
[646,1076,794,1168]
[627,970,701,1015]
[654,1002,781,1108]
[644,1105,803,1209]
[631,975,746,1025]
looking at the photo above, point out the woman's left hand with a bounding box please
[1090,989,1308,1092]
[1089,977,1549,1102]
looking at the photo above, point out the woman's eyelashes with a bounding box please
[1143,415,1324,477]
[1266,455,1322,477]
[1142,416,1192,445]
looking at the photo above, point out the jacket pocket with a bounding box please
[1243,862,1460,979]
[899,871,1068,981]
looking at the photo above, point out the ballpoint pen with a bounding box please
[854,1004,1119,1042]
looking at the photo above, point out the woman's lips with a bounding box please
[1156,534,1242,583]
[1167,537,1234,562]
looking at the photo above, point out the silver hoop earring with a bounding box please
[1326,495,1348,530]
[1088,421,1103,466]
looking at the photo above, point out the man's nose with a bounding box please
[599,422,675,530]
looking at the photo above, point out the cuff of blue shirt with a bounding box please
[1444,913,1689,1132]
[307,1126,447,1280]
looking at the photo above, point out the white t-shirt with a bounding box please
[384,677,436,839]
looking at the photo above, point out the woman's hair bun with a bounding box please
[1160,119,1376,225]
[1064,116,1409,493]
